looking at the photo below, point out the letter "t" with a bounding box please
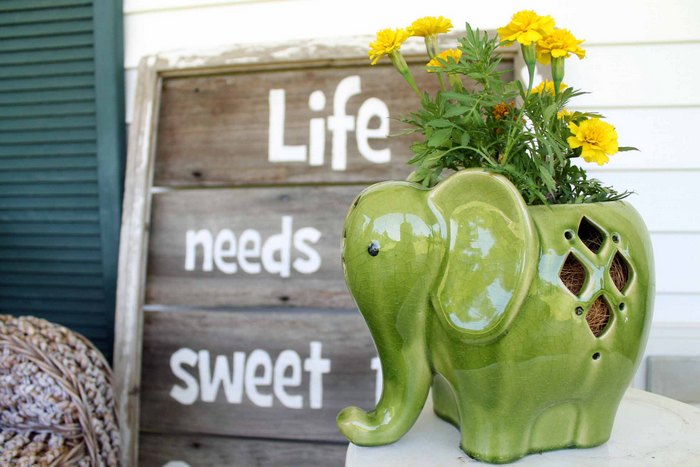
[304,341,331,409]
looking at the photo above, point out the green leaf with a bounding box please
[424,150,445,165]
[618,146,639,152]
[441,91,472,104]
[538,165,557,191]
[542,103,558,122]
[443,106,470,118]
[460,132,471,147]
[427,118,454,128]
[410,142,427,153]
[428,128,452,147]
[407,153,425,164]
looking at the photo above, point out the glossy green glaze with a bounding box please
[337,169,654,464]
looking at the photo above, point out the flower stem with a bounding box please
[425,35,446,91]
[521,43,537,95]
[425,35,439,59]
[552,57,565,97]
[447,73,463,91]
[437,72,447,91]
[390,51,422,98]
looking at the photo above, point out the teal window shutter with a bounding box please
[0,0,125,359]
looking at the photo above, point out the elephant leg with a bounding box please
[571,396,619,448]
[431,374,460,429]
[446,379,532,464]
[529,398,616,452]
[528,402,580,452]
[457,408,532,463]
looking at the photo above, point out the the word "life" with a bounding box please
[268,75,390,171]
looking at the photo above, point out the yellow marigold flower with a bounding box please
[536,28,586,65]
[567,118,619,165]
[498,10,555,46]
[426,48,462,70]
[557,109,572,120]
[532,80,568,95]
[410,16,453,37]
[368,28,411,65]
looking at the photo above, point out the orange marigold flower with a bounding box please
[492,102,511,120]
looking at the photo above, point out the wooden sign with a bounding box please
[114,36,515,466]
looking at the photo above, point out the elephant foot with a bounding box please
[432,384,618,463]
[529,400,617,452]
[459,404,615,463]
[434,387,533,463]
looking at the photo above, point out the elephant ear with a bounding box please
[429,170,538,343]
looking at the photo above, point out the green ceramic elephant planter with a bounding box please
[337,169,654,464]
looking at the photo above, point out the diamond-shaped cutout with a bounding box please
[560,253,586,296]
[586,296,612,337]
[610,252,630,293]
[578,217,604,253]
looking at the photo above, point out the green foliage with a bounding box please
[402,24,631,205]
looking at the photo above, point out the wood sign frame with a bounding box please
[114,35,517,466]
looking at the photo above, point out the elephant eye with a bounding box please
[368,241,380,257]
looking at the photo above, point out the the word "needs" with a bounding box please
[184,216,321,277]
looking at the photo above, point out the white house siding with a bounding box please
[123,0,700,389]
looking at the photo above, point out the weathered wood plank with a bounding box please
[154,63,416,187]
[114,55,169,467]
[139,432,347,467]
[154,60,514,187]
[146,185,361,308]
[140,308,377,442]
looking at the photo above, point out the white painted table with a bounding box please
[346,389,700,466]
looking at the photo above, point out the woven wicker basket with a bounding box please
[0,315,120,466]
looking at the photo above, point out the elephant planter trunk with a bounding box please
[337,169,654,464]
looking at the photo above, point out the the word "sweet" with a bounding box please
[170,342,331,409]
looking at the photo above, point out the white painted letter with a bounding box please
[169,348,199,405]
[198,350,245,403]
[245,349,274,407]
[213,229,237,274]
[269,89,306,162]
[185,230,213,271]
[308,90,326,166]
[274,350,303,409]
[357,97,390,164]
[327,76,361,171]
[293,227,322,274]
[238,229,262,274]
[304,341,331,409]
[262,216,293,278]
